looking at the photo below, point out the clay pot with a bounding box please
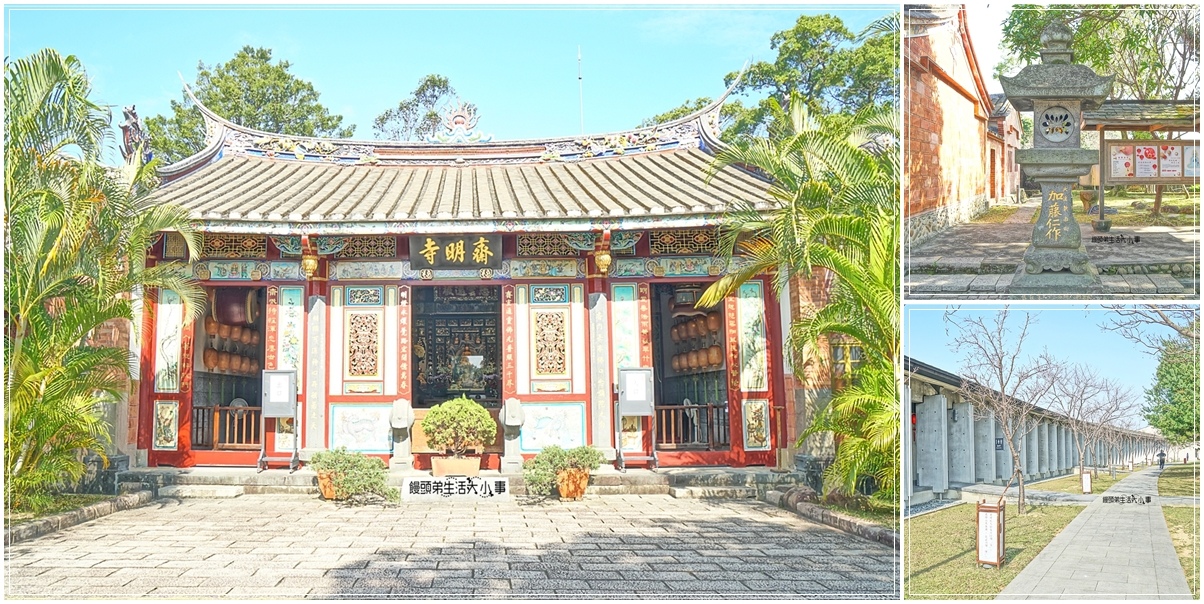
[687,321,699,339]
[708,345,722,368]
[250,331,260,346]
[240,328,253,345]
[230,325,244,344]
[692,317,707,338]
[204,316,218,336]
[670,325,680,343]
[218,323,231,340]
[240,357,251,374]
[203,348,218,371]
[250,359,260,373]
[706,311,721,334]
[688,350,700,370]
[217,352,231,372]
[671,355,681,372]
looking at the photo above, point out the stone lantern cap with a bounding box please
[999,22,1113,112]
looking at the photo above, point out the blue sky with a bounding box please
[906,304,1197,427]
[5,4,893,165]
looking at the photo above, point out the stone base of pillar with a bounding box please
[1008,260,1103,295]
[389,456,414,471]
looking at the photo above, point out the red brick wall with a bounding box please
[782,270,834,451]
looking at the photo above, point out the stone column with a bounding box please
[948,400,975,485]
[974,409,995,484]
[587,291,615,459]
[916,394,949,494]
[1027,427,1040,478]
[1038,422,1049,477]
[303,294,327,458]
[1017,431,1028,480]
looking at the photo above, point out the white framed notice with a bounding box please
[976,500,1005,568]
[262,370,297,418]
[1081,471,1092,494]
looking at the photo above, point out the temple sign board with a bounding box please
[976,500,1006,568]
[617,368,654,417]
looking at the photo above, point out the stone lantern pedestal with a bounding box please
[1000,22,1114,296]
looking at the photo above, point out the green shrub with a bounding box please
[421,396,496,457]
[309,447,398,503]
[521,445,605,498]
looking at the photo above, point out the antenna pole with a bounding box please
[578,46,584,135]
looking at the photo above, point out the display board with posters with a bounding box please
[1103,140,1200,185]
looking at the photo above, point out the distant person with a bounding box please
[1157,450,1166,470]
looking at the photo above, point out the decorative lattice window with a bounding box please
[201,234,267,259]
[517,234,576,257]
[648,229,718,255]
[335,235,397,259]
[831,342,863,392]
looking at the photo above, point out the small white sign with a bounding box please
[1081,472,1092,494]
[624,371,647,401]
[402,477,511,501]
[269,373,291,403]
[978,510,1000,565]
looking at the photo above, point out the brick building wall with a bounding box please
[905,6,993,245]
[782,270,836,460]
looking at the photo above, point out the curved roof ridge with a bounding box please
[160,62,749,174]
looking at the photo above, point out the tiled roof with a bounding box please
[989,93,1011,119]
[1083,100,1200,131]
[151,148,771,228]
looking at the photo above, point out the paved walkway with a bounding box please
[4,494,897,599]
[997,467,1192,600]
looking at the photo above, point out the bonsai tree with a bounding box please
[308,447,399,503]
[422,396,497,457]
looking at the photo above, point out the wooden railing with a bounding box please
[655,404,730,451]
[191,406,262,450]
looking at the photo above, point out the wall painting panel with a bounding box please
[519,402,587,453]
[154,289,184,393]
[737,281,768,392]
[152,400,179,451]
[329,405,392,453]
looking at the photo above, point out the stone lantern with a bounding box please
[1000,22,1113,294]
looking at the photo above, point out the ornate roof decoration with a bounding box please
[119,105,151,164]
[427,100,493,144]
[150,64,763,232]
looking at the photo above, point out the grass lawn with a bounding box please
[1162,505,1200,599]
[1029,469,1131,495]
[823,499,899,532]
[905,502,1084,600]
[972,205,1020,224]
[1159,463,1200,497]
[4,493,112,525]
[1033,192,1200,227]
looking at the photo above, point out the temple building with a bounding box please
[129,83,835,472]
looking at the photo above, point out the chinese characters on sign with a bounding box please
[1091,236,1141,244]
[401,477,511,501]
[409,235,503,270]
[1102,495,1153,504]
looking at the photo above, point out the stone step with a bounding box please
[586,484,671,496]
[668,486,756,499]
[158,485,244,499]
[666,471,810,488]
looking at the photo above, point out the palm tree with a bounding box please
[698,90,899,503]
[4,49,203,511]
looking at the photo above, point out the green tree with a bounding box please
[1144,338,1200,446]
[999,6,1200,101]
[5,49,203,511]
[374,74,465,141]
[697,92,900,503]
[146,46,354,163]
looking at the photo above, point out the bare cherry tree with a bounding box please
[1101,304,1200,357]
[946,308,1060,514]
[1051,363,1133,488]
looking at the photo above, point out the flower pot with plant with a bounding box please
[308,447,399,503]
[521,445,605,500]
[422,396,497,477]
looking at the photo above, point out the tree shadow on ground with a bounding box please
[309,497,899,600]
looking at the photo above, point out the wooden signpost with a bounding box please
[976,500,1006,568]
[1081,471,1093,494]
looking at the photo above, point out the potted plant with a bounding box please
[422,395,497,477]
[308,447,398,503]
[521,445,605,501]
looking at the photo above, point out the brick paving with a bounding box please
[4,494,898,599]
[997,467,1192,599]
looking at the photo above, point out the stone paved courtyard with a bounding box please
[4,494,898,599]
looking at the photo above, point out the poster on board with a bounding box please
[1134,145,1159,178]
[1186,145,1200,178]
[1159,145,1182,177]
[1111,145,1135,178]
